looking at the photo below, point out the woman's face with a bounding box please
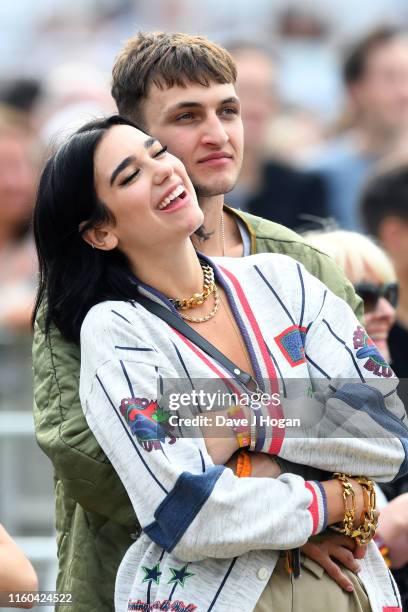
[352,266,396,363]
[93,124,203,255]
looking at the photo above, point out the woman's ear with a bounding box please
[79,222,118,251]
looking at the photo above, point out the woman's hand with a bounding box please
[200,407,251,464]
[301,534,366,592]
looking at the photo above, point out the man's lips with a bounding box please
[197,152,233,163]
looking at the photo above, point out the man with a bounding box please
[306,26,408,231]
[33,32,362,611]
[227,41,328,230]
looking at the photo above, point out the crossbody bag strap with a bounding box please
[135,295,256,390]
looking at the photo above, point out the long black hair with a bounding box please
[33,115,144,344]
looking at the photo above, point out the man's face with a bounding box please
[142,82,244,197]
[351,37,408,134]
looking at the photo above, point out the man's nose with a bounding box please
[201,114,229,147]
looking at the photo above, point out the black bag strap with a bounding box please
[135,294,257,390]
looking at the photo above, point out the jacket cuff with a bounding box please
[305,480,328,535]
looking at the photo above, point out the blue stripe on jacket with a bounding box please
[144,465,225,551]
[333,383,408,480]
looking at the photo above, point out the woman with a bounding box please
[33,116,407,612]
[304,230,396,363]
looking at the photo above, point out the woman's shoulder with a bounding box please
[81,300,137,341]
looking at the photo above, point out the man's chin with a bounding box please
[193,179,237,198]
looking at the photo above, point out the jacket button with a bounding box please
[257,567,269,581]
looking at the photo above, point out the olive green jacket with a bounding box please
[32,210,363,611]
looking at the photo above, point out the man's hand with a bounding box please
[301,534,366,592]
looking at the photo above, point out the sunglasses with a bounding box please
[354,282,398,312]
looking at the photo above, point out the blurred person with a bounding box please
[0,106,38,334]
[304,230,396,362]
[305,27,408,231]
[304,227,408,610]
[32,32,366,612]
[0,78,42,118]
[36,62,115,148]
[360,163,408,379]
[0,523,38,608]
[227,42,329,229]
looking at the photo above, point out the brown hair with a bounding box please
[343,26,407,85]
[111,31,237,127]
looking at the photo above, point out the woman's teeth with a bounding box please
[157,184,184,210]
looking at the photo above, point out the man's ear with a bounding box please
[79,221,118,251]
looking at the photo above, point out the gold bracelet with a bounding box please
[351,476,379,545]
[332,473,378,545]
[332,473,356,537]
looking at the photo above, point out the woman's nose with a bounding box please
[152,158,174,184]
[374,296,396,327]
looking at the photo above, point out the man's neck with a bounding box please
[191,194,244,257]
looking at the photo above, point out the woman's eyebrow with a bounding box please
[109,139,158,185]
[110,156,136,185]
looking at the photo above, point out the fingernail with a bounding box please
[347,585,354,592]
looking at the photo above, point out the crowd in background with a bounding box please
[2,0,408,608]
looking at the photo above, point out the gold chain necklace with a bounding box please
[169,262,215,310]
[179,285,220,323]
[169,261,220,323]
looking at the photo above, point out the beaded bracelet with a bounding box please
[227,405,251,448]
[236,450,252,477]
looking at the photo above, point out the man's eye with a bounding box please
[153,145,168,158]
[119,169,140,186]
[175,112,194,121]
[221,107,239,116]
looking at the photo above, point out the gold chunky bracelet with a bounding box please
[332,473,356,536]
[352,476,379,545]
[332,473,378,545]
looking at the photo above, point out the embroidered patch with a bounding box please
[128,600,197,611]
[353,326,393,378]
[120,397,176,451]
[274,325,307,367]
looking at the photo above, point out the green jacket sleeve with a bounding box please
[33,309,136,526]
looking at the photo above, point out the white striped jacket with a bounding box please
[80,253,408,612]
